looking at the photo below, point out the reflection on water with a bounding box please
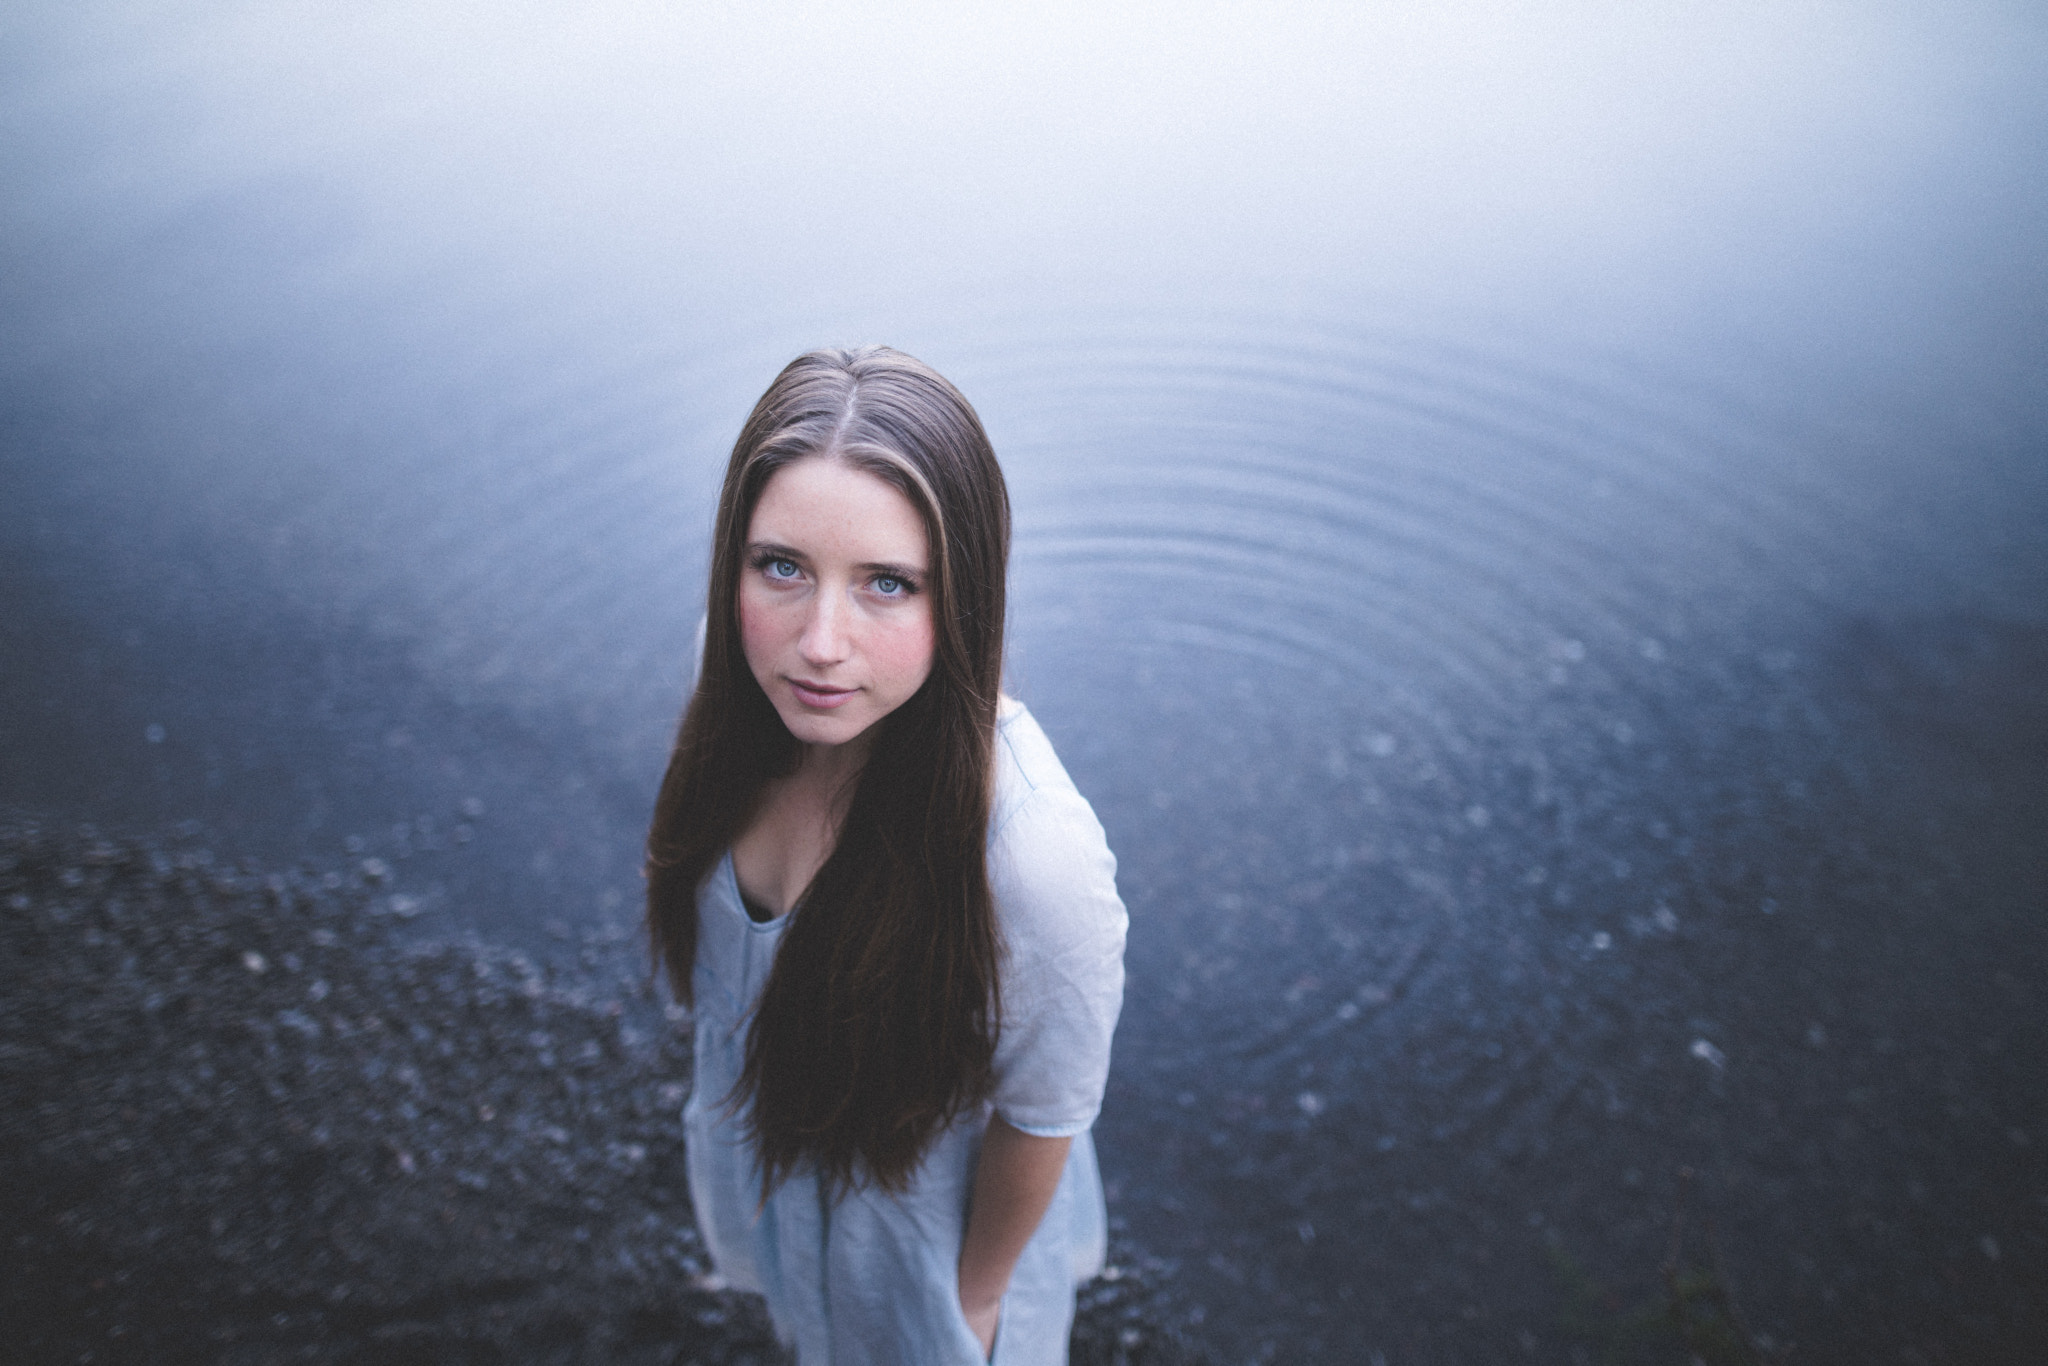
[4,2,2046,1359]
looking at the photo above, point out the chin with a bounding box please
[776,705,877,750]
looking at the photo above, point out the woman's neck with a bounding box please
[730,733,871,918]
[791,729,871,801]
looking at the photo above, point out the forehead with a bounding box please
[747,457,929,565]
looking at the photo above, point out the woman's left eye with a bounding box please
[872,576,905,597]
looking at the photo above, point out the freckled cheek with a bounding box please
[736,588,791,676]
[867,617,937,697]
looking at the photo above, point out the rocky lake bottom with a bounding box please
[0,820,1205,1366]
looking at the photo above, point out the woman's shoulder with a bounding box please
[990,696,1090,835]
[987,697,1126,950]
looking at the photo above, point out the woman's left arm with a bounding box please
[957,1114,1072,1356]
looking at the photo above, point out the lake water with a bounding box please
[4,3,2045,1360]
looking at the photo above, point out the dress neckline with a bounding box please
[721,851,794,933]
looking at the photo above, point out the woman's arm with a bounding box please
[957,1115,1073,1356]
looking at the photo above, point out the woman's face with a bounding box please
[739,456,937,752]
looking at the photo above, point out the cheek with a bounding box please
[736,587,782,674]
[872,613,936,695]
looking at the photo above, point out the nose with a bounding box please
[797,586,852,667]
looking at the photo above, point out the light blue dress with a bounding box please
[685,699,1129,1365]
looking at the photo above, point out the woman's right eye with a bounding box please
[764,558,800,580]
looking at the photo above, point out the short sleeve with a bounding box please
[986,781,1128,1138]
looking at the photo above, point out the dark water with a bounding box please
[5,4,2047,1360]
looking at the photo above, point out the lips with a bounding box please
[788,678,858,709]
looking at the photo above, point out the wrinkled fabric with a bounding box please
[684,700,1128,1365]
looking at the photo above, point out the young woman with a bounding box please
[646,346,1127,1364]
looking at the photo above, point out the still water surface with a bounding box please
[4,3,2046,1359]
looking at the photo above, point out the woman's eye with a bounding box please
[765,558,800,580]
[873,575,917,598]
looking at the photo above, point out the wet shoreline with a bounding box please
[0,819,1204,1365]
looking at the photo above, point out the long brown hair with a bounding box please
[645,345,1011,1196]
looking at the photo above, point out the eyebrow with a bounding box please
[748,540,927,581]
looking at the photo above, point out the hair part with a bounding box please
[645,345,1011,1195]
